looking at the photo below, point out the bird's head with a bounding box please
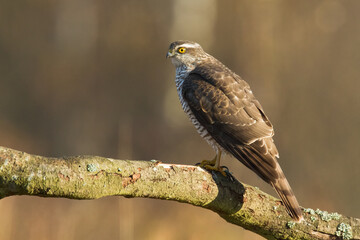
[166,40,205,68]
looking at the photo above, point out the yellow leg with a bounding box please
[199,154,217,167]
[199,151,226,176]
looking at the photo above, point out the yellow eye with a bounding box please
[178,47,186,54]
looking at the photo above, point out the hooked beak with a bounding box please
[166,50,174,58]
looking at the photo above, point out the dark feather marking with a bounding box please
[177,49,302,221]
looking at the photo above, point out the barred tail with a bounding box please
[271,168,303,222]
[226,138,303,221]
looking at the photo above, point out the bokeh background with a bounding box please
[0,0,359,239]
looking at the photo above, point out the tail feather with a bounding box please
[225,138,303,221]
[271,170,303,222]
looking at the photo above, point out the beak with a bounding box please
[166,50,174,58]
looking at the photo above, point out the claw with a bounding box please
[198,155,217,167]
[202,164,227,176]
[197,151,227,176]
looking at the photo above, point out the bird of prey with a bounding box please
[166,40,303,222]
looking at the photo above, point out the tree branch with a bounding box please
[0,146,358,240]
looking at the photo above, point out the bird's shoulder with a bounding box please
[191,58,250,91]
[183,58,260,118]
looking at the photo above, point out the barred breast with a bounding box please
[175,66,221,153]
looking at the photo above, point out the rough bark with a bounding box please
[0,146,358,240]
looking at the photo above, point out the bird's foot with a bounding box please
[196,151,227,176]
[197,156,217,167]
[201,164,228,177]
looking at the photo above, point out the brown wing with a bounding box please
[182,62,279,182]
[182,63,303,221]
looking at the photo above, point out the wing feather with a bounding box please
[181,61,302,221]
[182,64,279,182]
[183,70,275,146]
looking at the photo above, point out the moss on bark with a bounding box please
[0,146,359,240]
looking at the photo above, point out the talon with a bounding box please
[202,164,227,176]
[198,150,227,176]
[199,155,217,167]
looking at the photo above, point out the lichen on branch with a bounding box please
[0,146,358,240]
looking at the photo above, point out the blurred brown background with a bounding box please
[0,0,359,239]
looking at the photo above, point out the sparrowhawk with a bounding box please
[166,40,303,221]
